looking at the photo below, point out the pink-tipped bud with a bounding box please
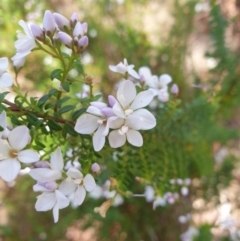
[73,22,84,38]
[78,36,88,48]
[70,12,79,26]
[43,10,56,35]
[82,22,88,34]
[91,163,101,174]
[101,107,114,117]
[139,74,145,83]
[30,24,44,41]
[108,95,116,107]
[34,161,50,168]
[171,84,179,95]
[53,13,70,30]
[45,181,58,191]
[158,90,169,102]
[58,32,72,47]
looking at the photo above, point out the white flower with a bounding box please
[0,125,39,182]
[29,147,63,182]
[74,102,117,151]
[59,167,96,206]
[0,57,13,87]
[11,20,36,68]
[153,196,166,209]
[147,74,172,95]
[109,59,139,79]
[108,80,156,148]
[35,189,69,223]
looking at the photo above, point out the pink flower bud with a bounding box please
[108,95,116,107]
[34,161,50,168]
[58,32,72,47]
[171,84,179,95]
[45,181,58,191]
[101,107,114,117]
[43,10,56,35]
[139,74,145,83]
[30,24,44,40]
[82,22,88,34]
[91,163,100,173]
[53,13,70,30]
[70,12,79,26]
[73,22,84,37]
[78,36,89,48]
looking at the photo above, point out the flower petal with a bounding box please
[0,73,13,87]
[93,125,106,152]
[84,174,96,192]
[130,90,154,110]
[29,168,62,182]
[109,116,125,129]
[126,130,143,147]
[55,190,69,209]
[74,186,86,206]
[59,179,77,196]
[0,57,8,74]
[74,114,99,134]
[159,74,172,86]
[112,101,125,118]
[117,80,136,108]
[0,159,21,182]
[108,130,126,148]
[50,147,63,171]
[18,149,39,163]
[128,109,156,130]
[0,139,11,159]
[147,75,159,89]
[87,106,104,116]
[53,204,59,223]
[125,115,142,130]
[67,167,83,179]
[128,68,139,79]
[0,111,7,129]
[35,192,56,211]
[8,126,30,150]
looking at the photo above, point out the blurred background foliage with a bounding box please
[1,0,240,240]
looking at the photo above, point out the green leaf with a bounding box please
[58,105,75,115]
[34,119,43,127]
[61,82,70,92]
[48,88,59,96]
[72,108,87,121]
[0,92,9,103]
[47,119,62,131]
[44,103,54,110]
[11,115,21,125]
[50,69,63,80]
[37,95,49,107]
[63,123,78,136]
[26,113,38,125]
[93,94,102,101]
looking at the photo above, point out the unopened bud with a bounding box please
[139,74,145,83]
[34,161,50,168]
[45,181,58,190]
[82,22,88,34]
[109,177,118,189]
[70,12,79,27]
[101,107,114,117]
[43,10,56,35]
[85,75,93,84]
[91,163,101,174]
[108,95,116,107]
[30,24,44,41]
[53,13,69,30]
[171,84,179,95]
[58,32,72,47]
[73,22,84,38]
[78,36,88,49]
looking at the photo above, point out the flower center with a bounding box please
[118,125,128,135]
[124,108,133,116]
[97,118,107,125]
[74,178,84,185]
[8,149,18,159]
